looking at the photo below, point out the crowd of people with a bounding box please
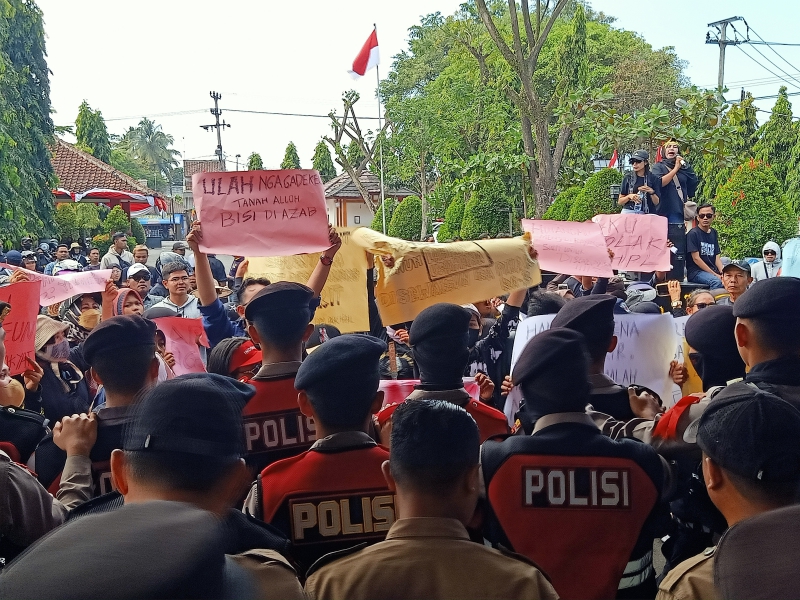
[0,203,797,600]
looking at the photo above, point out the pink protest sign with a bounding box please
[591,214,671,272]
[193,169,331,257]
[0,264,113,306]
[522,219,614,277]
[0,281,41,375]
[152,317,209,376]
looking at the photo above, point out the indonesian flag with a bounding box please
[349,28,380,78]
[655,146,663,163]
[607,149,618,169]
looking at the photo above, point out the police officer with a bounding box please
[376,303,508,443]
[657,385,800,600]
[244,334,392,572]
[481,328,669,600]
[242,282,319,472]
[305,399,558,600]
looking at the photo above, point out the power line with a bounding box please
[747,24,800,81]
[733,43,797,90]
[730,23,800,89]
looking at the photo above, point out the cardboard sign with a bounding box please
[246,227,369,333]
[352,229,541,324]
[379,378,480,408]
[522,219,614,277]
[592,214,671,272]
[780,237,800,277]
[0,264,114,306]
[193,169,331,256]
[0,281,41,375]
[512,313,677,404]
[152,317,209,376]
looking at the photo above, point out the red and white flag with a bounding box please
[607,149,618,169]
[349,28,380,79]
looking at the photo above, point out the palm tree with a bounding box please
[128,118,180,187]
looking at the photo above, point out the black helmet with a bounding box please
[630,150,649,163]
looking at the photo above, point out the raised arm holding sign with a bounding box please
[591,213,671,272]
[0,281,41,375]
[192,169,331,257]
[522,219,614,277]
[0,264,113,306]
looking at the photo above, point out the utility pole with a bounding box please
[706,17,746,91]
[200,91,230,169]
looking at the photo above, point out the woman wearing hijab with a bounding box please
[101,282,144,320]
[58,293,102,346]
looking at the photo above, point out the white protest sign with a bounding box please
[669,315,691,406]
[511,312,678,404]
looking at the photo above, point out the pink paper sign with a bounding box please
[522,219,614,277]
[592,214,671,272]
[193,169,331,257]
[0,265,113,306]
[152,317,209,376]
[0,281,41,375]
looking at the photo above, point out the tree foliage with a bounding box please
[387,196,423,240]
[112,118,180,193]
[752,87,796,185]
[280,142,301,170]
[370,198,397,233]
[0,0,56,243]
[102,205,132,237]
[246,152,263,171]
[437,194,466,240]
[544,186,580,220]
[311,140,336,182]
[75,100,111,163]
[714,159,796,259]
[568,168,621,222]
[460,177,515,239]
[54,202,101,241]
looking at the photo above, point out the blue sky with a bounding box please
[36,0,799,171]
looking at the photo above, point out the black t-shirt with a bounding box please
[620,172,661,213]
[686,227,720,276]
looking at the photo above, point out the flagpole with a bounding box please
[374,24,387,235]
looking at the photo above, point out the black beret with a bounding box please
[83,315,156,366]
[733,277,800,320]
[550,294,616,333]
[244,281,314,321]
[685,305,737,356]
[409,303,470,346]
[296,334,386,391]
[0,501,233,599]
[629,301,661,314]
[690,382,800,483]
[124,373,255,458]
[513,327,590,400]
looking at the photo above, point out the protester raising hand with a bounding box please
[22,356,44,392]
[100,279,118,321]
[475,372,495,402]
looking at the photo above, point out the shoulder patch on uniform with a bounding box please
[305,542,369,579]
[659,548,716,591]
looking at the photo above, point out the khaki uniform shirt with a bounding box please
[304,517,559,600]
[229,549,305,600]
[656,547,719,600]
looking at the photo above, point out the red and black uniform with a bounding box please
[377,387,508,443]
[242,362,316,474]
[481,413,666,600]
[246,431,393,573]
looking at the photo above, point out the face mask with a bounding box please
[40,339,71,363]
[78,309,102,330]
[468,328,480,348]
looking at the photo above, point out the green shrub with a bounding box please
[437,195,466,240]
[371,199,397,232]
[460,178,515,239]
[130,218,146,246]
[387,196,423,240]
[102,205,131,236]
[714,159,797,258]
[568,169,622,222]
[54,203,79,240]
[91,233,111,256]
[544,187,580,220]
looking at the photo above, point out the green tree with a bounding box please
[280,142,301,170]
[714,159,796,258]
[102,205,131,236]
[437,195,467,240]
[544,187,580,220]
[460,177,515,239]
[129,218,146,246]
[54,203,79,240]
[246,152,263,171]
[76,203,100,236]
[371,199,397,232]
[311,140,336,182]
[0,0,56,243]
[753,87,796,185]
[113,118,179,192]
[75,100,111,163]
[568,168,622,222]
[387,196,423,240]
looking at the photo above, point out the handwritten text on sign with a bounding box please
[193,170,331,257]
[522,219,614,278]
[592,214,671,272]
[0,264,113,306]
[0,281,41,375]
[152,317,209,376]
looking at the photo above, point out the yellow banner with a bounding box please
[351,229,541,324]
[246,227,369,333]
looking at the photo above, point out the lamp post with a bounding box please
[235,154,241,171]
[609,184,621,202]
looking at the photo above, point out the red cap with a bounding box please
[228,340,262,373]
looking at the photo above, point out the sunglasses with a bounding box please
[693,302,714,310]
[697,213,714,219]
[764,250,777,256]
[131,273,151,282]
[629,159,643,164]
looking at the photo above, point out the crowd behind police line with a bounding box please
[0,183,797,599]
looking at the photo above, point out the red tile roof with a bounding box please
[183,160,225,191]
[50,138,162,197]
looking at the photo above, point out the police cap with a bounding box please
[550,294,616,332]
[733,276,800,320]
[244,281,314,321]
[83,315,156,366]
[296,334,386,392]
[685,304,737,357]
[408,303,470,346]
[689,382,800,483]
[124,373,255,458]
